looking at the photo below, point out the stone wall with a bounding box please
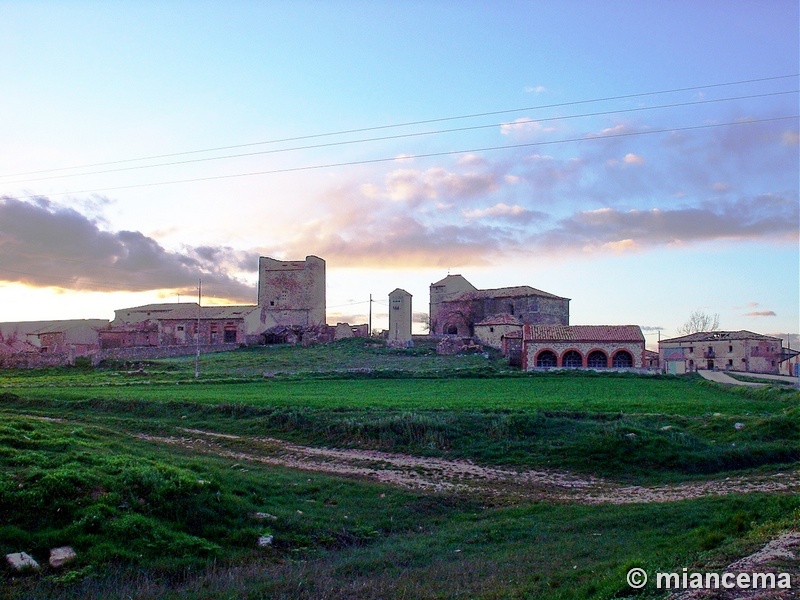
[93,343,239,364]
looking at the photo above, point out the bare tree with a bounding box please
[677,310,720,335]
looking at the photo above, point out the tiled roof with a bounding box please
[0,320,108,336]
[501,330,523,339]
[159,305,257,320]
[29,320,109,334]
[660,330,781,343]
[524,324,645,343]
[451,285,568,301]
[117,303,197,312]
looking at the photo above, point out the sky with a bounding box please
[0,1,798,347]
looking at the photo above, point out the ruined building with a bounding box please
[659,330,799,375]
[100,255,327,350]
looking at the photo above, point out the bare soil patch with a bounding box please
[131,427,800,505]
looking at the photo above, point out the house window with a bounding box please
[489,327,495,333]
[728,345,733,353]
[688,346,694,353]
[177,326,184,332]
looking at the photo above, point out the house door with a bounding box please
[707,359,714,370]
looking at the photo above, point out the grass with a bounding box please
[1,341,798,599]
[1,412,797,600]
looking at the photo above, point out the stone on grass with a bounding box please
[49,546,77,568]
[734,422,745,431]
[5,552,39,571]
[257,535,274,547]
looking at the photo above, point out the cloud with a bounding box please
[623,153,645,165]
[782,131,799,146]
[383,166,501,205]
[500,118,557,138]
[0,196,257,303]
[538,195,799,252]
[462,203,540,222]
[744,311,777,317]
[524,85,547,94]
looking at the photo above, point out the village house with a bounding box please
[473,313,522,350]
[659,330,798,375]
[522,324,646,371]
[0,320,107,356]
[100,303,253,349]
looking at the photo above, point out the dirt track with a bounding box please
[134,427,800,505]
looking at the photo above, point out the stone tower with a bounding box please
[388,288,412,345]
[253,255,326,329]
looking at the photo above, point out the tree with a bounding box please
[677,310,720,335]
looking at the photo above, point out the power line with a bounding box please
[3,89,795,185]
[1,73,795,179]
[14,115,797,199]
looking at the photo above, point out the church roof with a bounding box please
[450,285,569,302]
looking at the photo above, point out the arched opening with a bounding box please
[612,350,633,368]
[536,350,557,368]
[587,350,608,368]
[562,350,583,368]
[445,324,458,335]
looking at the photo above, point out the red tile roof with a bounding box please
[660,330,781,343]
[475,313,523,326]
[523,324,644,342]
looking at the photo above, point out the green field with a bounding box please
[1,341,798,599]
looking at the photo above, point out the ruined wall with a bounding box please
[432,294,569,336]
[159,319,245,346]
[474,322,521,350]
[94,344,239,364]
[253,256,326,331]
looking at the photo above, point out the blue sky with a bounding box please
[0,1,797,344]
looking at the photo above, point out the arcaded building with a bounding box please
[522,325,646,370]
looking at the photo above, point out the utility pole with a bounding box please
[194,279,201,379]
[369,293,372,337]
